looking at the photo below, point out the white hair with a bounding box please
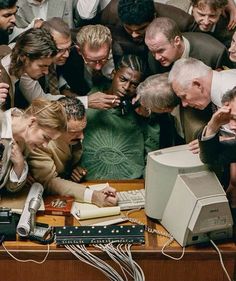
[168,57,211,88]
[137,73,179,109]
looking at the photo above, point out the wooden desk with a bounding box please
[0,180,235,281]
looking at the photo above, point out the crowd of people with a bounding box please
[1,0,236,217]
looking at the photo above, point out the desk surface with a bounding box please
[0,180,236,281]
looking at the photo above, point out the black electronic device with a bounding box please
[119,97,140,115]
[28,222,54,245]
[0,208,18,241]
[55,225,145,245]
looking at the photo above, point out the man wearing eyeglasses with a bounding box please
[61,24,121,110]
[17,17,75,107]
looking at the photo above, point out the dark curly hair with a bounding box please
[59,97,85,121]
[9,28,57,78]
[118,0,155,25]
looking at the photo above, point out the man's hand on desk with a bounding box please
[92,185,118,207]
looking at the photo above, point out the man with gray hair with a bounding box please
[168,57,236,141]
[135,72,184,147]
[137,73,179,114]
[62,24,120,110]
[168,57,236,110]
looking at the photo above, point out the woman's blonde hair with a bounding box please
[24,99,67,132]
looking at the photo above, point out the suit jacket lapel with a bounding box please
[21,4,34,24]
[0,139,12,187]
[0,63,14,109]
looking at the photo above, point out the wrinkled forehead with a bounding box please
[67,117,87,132]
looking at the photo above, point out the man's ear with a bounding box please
[192,79,202,90]
[173,36,181,47]
[111,69,116,79]
[75,45,81,55]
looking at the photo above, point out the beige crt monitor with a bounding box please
[161,171,233,246]
[145,145,208,221]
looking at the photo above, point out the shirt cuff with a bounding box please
[9,160,28,183]
[201,126,217,141]
[83,188,94,203]
[77,96,88,109]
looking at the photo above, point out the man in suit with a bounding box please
[27,97,118,207]
[189,0,236,48]
[145,17,232,143]
[15,0,77,28]
[61,24,120,110]
[98,0,194,60]
[168,57,236,142]
[146,17,232,74]
[0,0,17,45]
[199,87,236,165]
[199,87,236,215]
[169,57,236,111]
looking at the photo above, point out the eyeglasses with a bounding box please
[57,45,74,55]
[81,53,108,66]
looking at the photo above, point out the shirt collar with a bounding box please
[211,70,223,107]
[1,53,18,85]
[181,36,190,58]
[28,0,47,5]
[1,109,13,139]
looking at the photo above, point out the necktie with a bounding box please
[91,69,104,85]
[48,65,60,95]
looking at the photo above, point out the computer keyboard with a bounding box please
[117,189,145,210]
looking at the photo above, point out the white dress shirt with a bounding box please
[0,109,28,184]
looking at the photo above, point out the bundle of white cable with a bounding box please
[65,242,145,281]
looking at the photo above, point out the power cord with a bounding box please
[210,239,232,281]
[1,242,50,264]
[125,209,185,260]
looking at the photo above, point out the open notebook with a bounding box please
[71,183,128,226]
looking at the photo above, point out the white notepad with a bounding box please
[70,183,127,226]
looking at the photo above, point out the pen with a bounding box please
[103,191,116,197]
